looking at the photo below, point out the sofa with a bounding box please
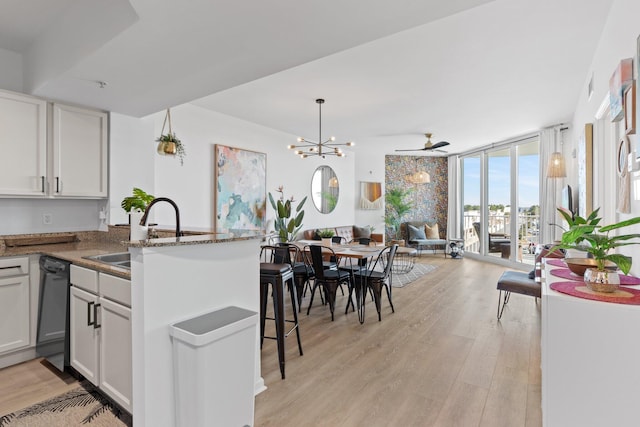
[401,221,447,255]
[301,225,383,244]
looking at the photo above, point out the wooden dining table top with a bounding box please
[294,240,384,259]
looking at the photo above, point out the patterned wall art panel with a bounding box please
[385,155,448,239]
[214,144,267,233]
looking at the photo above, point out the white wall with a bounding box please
[0,198,106,235]
[570,0,640,275]
[353,144,387,233]
[108,112,155,225]
[133,103,356,233]
[0,48,22,92]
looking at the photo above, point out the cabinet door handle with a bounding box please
[41,176,45,193]
[94,303,101,329]
[87,301,95,326]
[55,177,60,193]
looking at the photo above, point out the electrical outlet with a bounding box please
[43,213,52,225]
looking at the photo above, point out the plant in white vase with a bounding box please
[553,207,640,292]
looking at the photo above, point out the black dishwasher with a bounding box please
[36,256,71,372]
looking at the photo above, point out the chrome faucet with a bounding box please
[140,197,183,238]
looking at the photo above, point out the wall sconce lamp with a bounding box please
[546,152,567,178]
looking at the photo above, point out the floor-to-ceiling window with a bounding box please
[460,136,539,265]
[462,155,481,255]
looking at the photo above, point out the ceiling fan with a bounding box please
[395,133,450,153]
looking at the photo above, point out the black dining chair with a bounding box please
[353,244,398,321]
[331,235,347,245]
[306,245,352,321]
[276,243,315,312]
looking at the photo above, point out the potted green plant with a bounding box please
[121,187,155,214]
[384,187,413,243]
[317,229,335,245]
[268,186,307,242]
[156,108,186,166]
[121,188,155,240]
[156,132,186,166]
[553,207,640,292]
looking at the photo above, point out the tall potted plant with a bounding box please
[384,187,413,243]
[268,186,307,242]
[553,207,640,292]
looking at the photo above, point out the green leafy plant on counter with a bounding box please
[121,188,155,213]
[552,207,640,274]
[268,186,307,242]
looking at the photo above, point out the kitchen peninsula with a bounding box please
[128,232,264,427]
[0,229,264,427]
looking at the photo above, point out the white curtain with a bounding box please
[539,126,563,244]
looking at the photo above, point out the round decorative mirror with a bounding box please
[311,165,339,213]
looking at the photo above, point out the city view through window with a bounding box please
[462,140,539,264]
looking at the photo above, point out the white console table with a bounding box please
[541,259,640,427]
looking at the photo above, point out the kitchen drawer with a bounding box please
[100,273,131,307]
[0,256,29,278]
[70,265,98,294]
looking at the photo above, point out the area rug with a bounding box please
[392,263,437,288]
[0,381,132,427]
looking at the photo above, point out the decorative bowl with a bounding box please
[564,258,617,276]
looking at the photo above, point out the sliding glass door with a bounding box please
[460,136,539,265]
[462,155,481,255]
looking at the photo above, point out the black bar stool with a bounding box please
[259,262,303,379]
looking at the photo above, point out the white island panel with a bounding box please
[542,260,640,427]
[130,237,263,427]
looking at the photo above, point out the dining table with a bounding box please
[294,240,384,323]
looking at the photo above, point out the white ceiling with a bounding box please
[0,0,614,154]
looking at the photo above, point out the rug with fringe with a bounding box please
[0,381,131,427]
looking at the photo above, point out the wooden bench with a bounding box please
[496,270,541,320]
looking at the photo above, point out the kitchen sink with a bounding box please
[84,252,131,269]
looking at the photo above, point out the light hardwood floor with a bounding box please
[255,256,541,427]
[0,256,541,427]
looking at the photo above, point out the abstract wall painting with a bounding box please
[214,144,266,233]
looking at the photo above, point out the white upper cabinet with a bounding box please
[51,103,108,198]
[0,91,47,196]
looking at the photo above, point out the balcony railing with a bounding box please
[463,212,539,264]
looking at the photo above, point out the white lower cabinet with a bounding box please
[70,286,100,384]
[0,257,30,354]
[99,297,132,411]
[70,265,132,413]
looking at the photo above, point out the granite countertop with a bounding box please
[127,230,264,248]
[0,228,265,280]
[0,240,132,279]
